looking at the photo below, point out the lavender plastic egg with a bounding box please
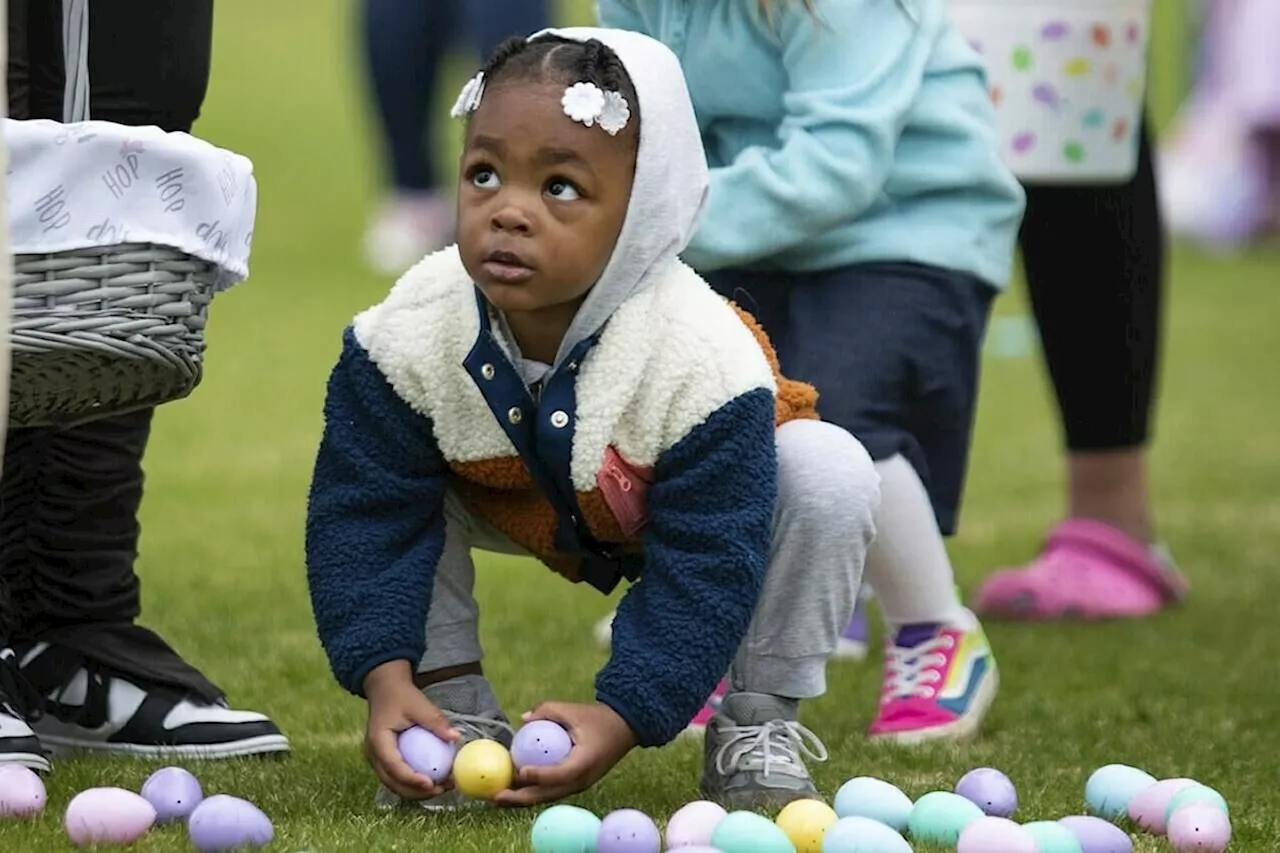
[140,766,204,823]
[64,787,156,846]
[1021,821,1083,853]
[1058,815,1133,853]
[1084,765,1156,821]
[956,768,1018,817]
[822,815,912,853]
[187,794,274,852]
[957,817,1038,853]
[0,765,46,818]
[512,720,574,769]
[597,808,661,853]
[833,777,914,831]
[666,800,728,848]
[1166,804,1231,852]
[397,725,457,783]
[1127,778,1196,834]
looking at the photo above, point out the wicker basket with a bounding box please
[7,244,218,428]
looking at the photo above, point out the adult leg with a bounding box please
[467,0,551,61]
[974,121,1190,622]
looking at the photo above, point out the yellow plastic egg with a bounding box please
[451,739,514,799]
[775,798,839,853]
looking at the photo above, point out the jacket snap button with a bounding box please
[481,363,495,380]
[507,407,522,425]
[550,410,570,428]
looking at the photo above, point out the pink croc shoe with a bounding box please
[973,519,1190,621]
[681,677,729,738]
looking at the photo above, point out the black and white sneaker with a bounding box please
[16,642,289,759]
[0,649,51,772]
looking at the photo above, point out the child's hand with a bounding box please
[492,701,637,807]
[362,660,462,800]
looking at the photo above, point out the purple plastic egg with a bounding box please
[511,720,574,769]
[140,766,204,823]
[957,817,1038,853]
[1058,815,1133,853]
[64,787,156,846]
[0,765,47,819]
[666,800,728,848]
[187,794,274,852]
[397,725,457,783]
[597,808,661,853]
[1127,778,1196,834]
[956,767,1018,817]
[1167,804,1231,852]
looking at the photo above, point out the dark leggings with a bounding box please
[2,0,223,701]
[361,0,549,192]
[1018,120,1164,452]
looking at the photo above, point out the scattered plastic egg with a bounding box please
[776,798,838,853]
[597,808,661,853]
[1021,821,1083,853]
[907,790,985,845]
[530,804,602,853]
[64,787,156,846]
[1127,778,1196,834]
[833,777,914,831]
[1167,804,1232,852]
[956,767,1018,817]
[452,739,514,799]
[1058,815,1133,853]
[956,816,1038,853]
[1164,784,1229,823]
[0,765,46,818]
[821,815,912,853]
[666,800,728,848]
[396,725,457,783]
[711,810,797,853]
[1084,764,1156,821]
[187,795,274,852]
[512,720,574,769]
[140,766,204,823]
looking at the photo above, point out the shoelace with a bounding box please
[0,648,45,721]
[713,719,828,779]
[881,635,954,702]
[448,712,515,743]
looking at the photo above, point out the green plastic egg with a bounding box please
[711,810,797,853]
[1164,784,1229,822]
[1021,821,1084,853]
[907,791,984,846]
[530,804,601,853]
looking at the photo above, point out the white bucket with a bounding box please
[948,0,1152,182]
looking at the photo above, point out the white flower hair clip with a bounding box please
[450,72,486,118]
[562,82,631,136]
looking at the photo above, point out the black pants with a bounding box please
[2,0,221,701]
[1019,120,1164,453]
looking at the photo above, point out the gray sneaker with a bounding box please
[373,675,513,811]
[700,692,828,810]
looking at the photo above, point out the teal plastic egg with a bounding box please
[833,777,914,832]
[1021,821,1084,853]
[1164,784,1229,823]
[1084,765,1156,821]
[907,791,984,845]
[531,804,602,853]
[711,810,797,853]
[821,816,912,853]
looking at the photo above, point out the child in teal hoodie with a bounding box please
[594,0,1026,744]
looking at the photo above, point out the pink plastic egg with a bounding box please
[1058,815,1133,853]
[0,765,47,818]
[1127,778,1196,834]
[1167,804,1231,852]
[64,787,156,846]
[187,795,274,852]
[397,725,457,783]
[957,816,1038,853]
[140,766,205,823]
[666,800,728,848]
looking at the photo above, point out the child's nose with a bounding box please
[490,202,533,234]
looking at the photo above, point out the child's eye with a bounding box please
[546,179,581,201]
[470,167,500,189]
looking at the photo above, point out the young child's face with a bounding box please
[456,80,638,322]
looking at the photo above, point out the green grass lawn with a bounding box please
[4,1,1277,850]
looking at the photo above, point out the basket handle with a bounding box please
[61,0,90,123]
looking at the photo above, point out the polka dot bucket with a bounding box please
[948,0,1152,182]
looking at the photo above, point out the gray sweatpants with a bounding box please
[419,419,880,700]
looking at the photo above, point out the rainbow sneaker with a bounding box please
[681,677,729,738]
[867,614,998,744]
